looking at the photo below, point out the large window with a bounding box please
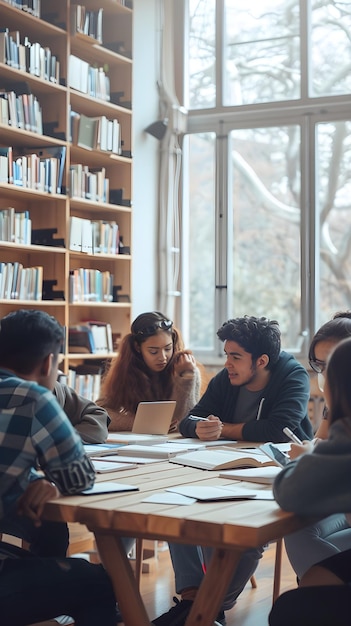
[181,0,351,358]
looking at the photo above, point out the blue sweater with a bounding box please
[179,351,313,443]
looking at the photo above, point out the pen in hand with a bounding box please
[283,427,303,445]
[188,415,209,422]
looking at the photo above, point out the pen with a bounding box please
[283,427,303,445]
[188,415,209,422]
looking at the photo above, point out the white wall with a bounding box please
[132,0,161,315]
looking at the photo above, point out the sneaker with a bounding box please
[152,597,226,626]
[53,618,74,625]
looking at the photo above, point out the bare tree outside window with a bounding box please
[184,0,351,354]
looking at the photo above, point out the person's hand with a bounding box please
[288,440,315,459]
[195,415,223,441]
[173,351,196,376]
[17,480,60,527]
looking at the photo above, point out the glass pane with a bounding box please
[186,133,216,350]
[188,0,216,109]
[311,1,351,97]
[224,0,300,106]
[316,121,351,327]
[230,126,301,350]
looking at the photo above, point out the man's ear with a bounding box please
[40,353,53,377]
[257,354,270,369]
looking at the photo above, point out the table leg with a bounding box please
[94,530,151,626]
[185,547,244,626]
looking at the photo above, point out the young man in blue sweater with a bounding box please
[153,315,312,626]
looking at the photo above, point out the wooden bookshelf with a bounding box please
[0,0,133,378]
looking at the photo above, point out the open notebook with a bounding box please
[132,401,176,435]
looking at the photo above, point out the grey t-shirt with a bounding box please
[233,386,263,423]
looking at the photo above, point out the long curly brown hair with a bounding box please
[99,311,185,414]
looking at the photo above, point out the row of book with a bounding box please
[0,89,43,134]
[0,261,43,301]
[69,268,114,303]
[69,321,114,354]
[0,146,66,194]
[70,109,121,155]
[70,5,103,44]
[0,29,60,84]
[0,207,31,245]
[69,163,109,203]
[69,216,120,255]
[2,0,41,18]
[68,54,110,101]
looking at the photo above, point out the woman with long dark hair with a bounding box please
[98,311,202,432]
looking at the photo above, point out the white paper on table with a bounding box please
[142,492,196,505]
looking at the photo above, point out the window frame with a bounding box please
[176,0,351,361]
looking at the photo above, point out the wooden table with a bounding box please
[43,461,317,626]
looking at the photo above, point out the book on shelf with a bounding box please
[0,208,31,245]
[169,448,277,471]
[77,113,99,151]
[91,459,137,474]
[70,5,103,44]
[68,324,96,354]
[68,361,104,401]
[219,466,282,484]
[81,320,113,353]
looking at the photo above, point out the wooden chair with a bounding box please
[248,538,283,603]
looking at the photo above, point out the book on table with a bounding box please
[219,465,282,484]
[91,459,138,473]
[115,442,203,459]
[166,484,257,501]
[83,443,125,457]
[93,454,165,465]
[81,481,139,495]
[169,448,277,470]
[107,432,168,445]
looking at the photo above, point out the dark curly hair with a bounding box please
[217,315,281,370]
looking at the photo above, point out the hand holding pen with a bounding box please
[283,427,318,459]
[189,414,223,441]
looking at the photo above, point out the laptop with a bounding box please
[132,401,176,435]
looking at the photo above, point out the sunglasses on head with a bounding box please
[135,319,173,337]
[309,358,326,374]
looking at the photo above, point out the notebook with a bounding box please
[131,401,176,435]
[219,466,282,484]
[169,448,276,470]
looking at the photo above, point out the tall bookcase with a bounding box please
[0,0,133,376]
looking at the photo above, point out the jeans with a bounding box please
[0,544,117,626]
[284,514,351,579]
[168,543,264,611]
